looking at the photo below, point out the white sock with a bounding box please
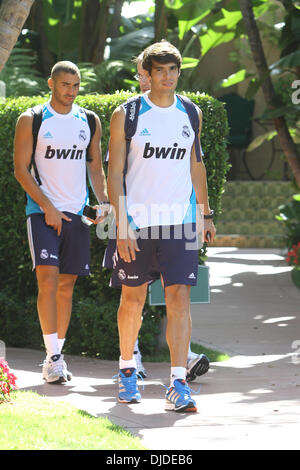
[43,333,60,359]
[119,356,137,370]
[58,338,65,354]
[188,342,198,360]
[170,367,186,386]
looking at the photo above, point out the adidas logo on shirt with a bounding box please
[43,131,53,138]
[139,128,151,136]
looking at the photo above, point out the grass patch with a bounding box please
[0,391,147,450]
[143,342,230,363]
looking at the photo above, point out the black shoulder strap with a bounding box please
[31,104,43,185]
[83,108,96,162]
[104,96,141,169]
[176,94,201,162]
[124,96,141,175]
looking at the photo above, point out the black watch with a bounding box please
[204,210,214,220]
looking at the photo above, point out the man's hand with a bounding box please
[204,219,216,244]
[44,206,72,236]
[93,203,111,224]
[117,223,140,263]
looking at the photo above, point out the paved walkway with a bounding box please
[5,248,300,450]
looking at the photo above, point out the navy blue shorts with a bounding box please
[103,224,198,288]
[27,212,91,276]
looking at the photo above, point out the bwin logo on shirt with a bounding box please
[143,142,186,160]
[44,145,84,160]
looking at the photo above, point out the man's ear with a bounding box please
[48,77,53,91]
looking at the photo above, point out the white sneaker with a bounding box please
[62,359,72,381]
[42,354,68,384]
[134,351,147,378]
[186,353,209,382]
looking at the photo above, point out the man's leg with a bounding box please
[164,284,197,412]
[55,274,78,381]
[118,283,148,362]
[117,283,148,403]
[36,265,59,338]
[36,265,67,383]
[56,274,78,346]
[164,284,191,371]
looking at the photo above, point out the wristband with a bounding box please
[204,210,214,220]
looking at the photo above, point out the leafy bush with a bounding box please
[0,46,48,98]
[276,193,300,249]
[0,92,229,357]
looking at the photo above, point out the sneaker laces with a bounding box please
[40,355,63,372]
[163,379,201,395]
[112,370,145,390]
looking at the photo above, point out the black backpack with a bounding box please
[30,104,96,185]
[105,94,202,175]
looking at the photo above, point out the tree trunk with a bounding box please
[29,0,55,77]
[240,0,300,187]
[79,0,109,64]
[0,0,35,73]
[110,0,124,38]
[155,0,167,42]
[91,0,109,64]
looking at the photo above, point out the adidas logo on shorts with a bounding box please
[188,272,196,279]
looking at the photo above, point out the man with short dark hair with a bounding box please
[14,61,108,384]
[108,42,215,412]
[130,52,210,383]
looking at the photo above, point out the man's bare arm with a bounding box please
[190,109,216,243]
[86,114,109,222]
[107,106,140,262]
[13,111,71,235]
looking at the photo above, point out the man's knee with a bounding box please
[36,266,59,295]
[120,284,147,312]
[57,274,77,297]
[165,284,191,313]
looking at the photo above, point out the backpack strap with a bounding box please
[176,94,202,162]
[123,95,141,176]
[30,104,43,185]
[82,108,96,162]
[104,96,141,171]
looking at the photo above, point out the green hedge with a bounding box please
[0,92,229,358]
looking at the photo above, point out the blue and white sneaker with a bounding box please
[165,379,197,412]
[117,368,141,403]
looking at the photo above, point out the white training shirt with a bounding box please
[124,92,198,229]
[26,101,91,216]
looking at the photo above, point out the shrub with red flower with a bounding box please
[0,358,17,403]
[286,242,300,267]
